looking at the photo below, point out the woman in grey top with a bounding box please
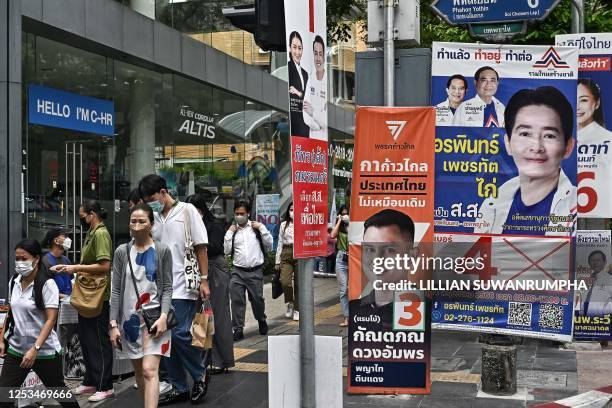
[109,203,173,408]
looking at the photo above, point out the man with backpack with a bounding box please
[224,201,273,341]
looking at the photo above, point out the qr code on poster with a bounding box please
[508,302,532,326]
[539,304,564,330]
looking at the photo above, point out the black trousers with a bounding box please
[0,353,79,407]
[78,301,113,391]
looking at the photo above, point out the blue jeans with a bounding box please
[335,251,349,317]
[166,299,206,393]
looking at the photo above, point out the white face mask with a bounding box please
[15,260,35,277]
[289,210,294,220]
[341,214,350,223]
[62,238,72,251]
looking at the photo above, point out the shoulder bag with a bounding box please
[70,272,107,318]
[126,245,178,334]
[183,206,202,295]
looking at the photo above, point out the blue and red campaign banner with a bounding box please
[556,33,612,219]
[347,107,435,394]
[431,42,579,342]
[284,0,328,258]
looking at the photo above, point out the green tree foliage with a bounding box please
[327,0,611,45]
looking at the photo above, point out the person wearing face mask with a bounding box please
[275,203,299,321]
[43,228,73,299]
[331,205,350,327]
[52,199,114,402]
[186,194,235,374]
[224,200,273,341]
[0,239,79,407]
[109,204,173,408]
[138,174,211,405]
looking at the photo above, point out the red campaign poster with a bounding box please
[291,136,328,258]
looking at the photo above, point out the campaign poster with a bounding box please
[431,42,579,342]
[284,0,328,258]
[574,230,612,340]
[347,107,435,395]
[556,34,612,218]
[255,194,281,251]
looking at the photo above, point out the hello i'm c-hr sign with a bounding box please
[28,84,114,136]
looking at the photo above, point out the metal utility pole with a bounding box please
[298,258,316,408]
[383,0,396,106]
[570,0,585,33]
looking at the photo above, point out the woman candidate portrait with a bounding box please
[474,86,576,236]
[287,30,310,137]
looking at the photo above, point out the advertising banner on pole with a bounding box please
[255,194,281,251]
[555,33,612,218]
[431,42,579,341]
[347,107,435,394]
[574,230,612,340]
[284,0,328,258]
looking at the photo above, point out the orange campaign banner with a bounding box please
[347,107,435,395]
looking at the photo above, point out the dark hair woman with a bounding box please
[186,194,235,373]
[0,239,79,407]
[109,203,173,408]
[331,205,350,326]
[52,199,114,401]
[275,203,298,320]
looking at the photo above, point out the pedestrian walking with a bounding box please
[52,200,114,402]
[275,203,299,321]
[225,200,273,341]
[139,174,211,405]
[42,228,73,299]
[109,203,173,408]
[186,194,235,374]
[0,239,79,408]
[331,205,350,327]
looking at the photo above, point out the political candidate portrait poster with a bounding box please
[574,230,612,340]
[431,42,579,342]
[556,33,612,219]
[284,0,328,258]
[347,107,435,395]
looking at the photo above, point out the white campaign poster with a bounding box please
[283,0,328,141]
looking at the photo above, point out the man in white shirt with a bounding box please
[303,35,327,140]
[454,66,505,128]
[224,200,273,341]
[139,174,210,405]
[436,74,467,126]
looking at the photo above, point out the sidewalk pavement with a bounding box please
[86,276,612,408]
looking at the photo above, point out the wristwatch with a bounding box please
[110,323,118,329]
[201,275,209,281]
[34,344,40,351]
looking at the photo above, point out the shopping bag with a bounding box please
[191,299,214,349]
[271,272,283,299]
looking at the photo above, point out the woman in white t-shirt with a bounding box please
[275,203,298,320]
[0,239,79,407]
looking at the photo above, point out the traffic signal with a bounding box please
[222,0,286,52]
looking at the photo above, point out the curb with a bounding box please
[532,385,612,408]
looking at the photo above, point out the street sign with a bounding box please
[430,0,561,25]
[469,21,527,41]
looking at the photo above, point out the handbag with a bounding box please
[191,299,214,350]
[183,208,202,295]
[272,271,283,299]
[126,245,178,334]
[70,272,107,318]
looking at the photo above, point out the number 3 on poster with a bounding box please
[393,292,425,331]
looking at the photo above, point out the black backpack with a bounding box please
[231,226,266,258]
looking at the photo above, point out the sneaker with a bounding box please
[133,383,138,389]
[292,311,300,321]
[87,390,114,402]
[285,303,294,319]
[159,380,172,394]
[159,388,189,406]
[73,385,96,395]
[258,319,268,335]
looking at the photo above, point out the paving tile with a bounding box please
[530,387,579,403]
[237,350,268,364]
[429,381,478,398]
[473,398,526,407]
[533,357,577,372]
[419,397,473,407]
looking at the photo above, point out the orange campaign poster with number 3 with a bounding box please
[347,106,435,395]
